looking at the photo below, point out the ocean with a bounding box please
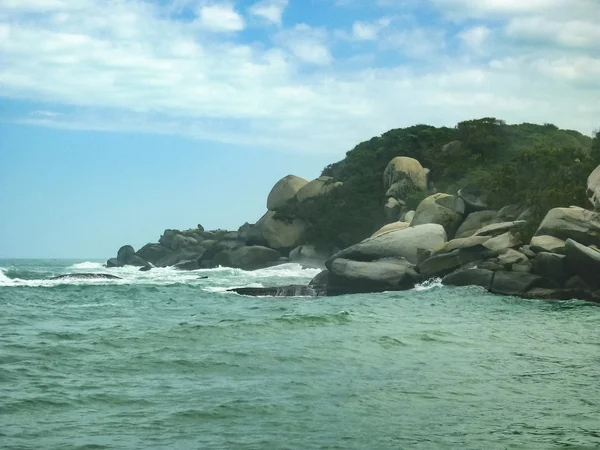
[1,259,599,449]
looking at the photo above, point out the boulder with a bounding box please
[441,140,465,157]
[384,197,403,222]
[432,235,491,256]
[372,221,410,238]
[249,211,307,250]
[327,223,447,266]
[587,165,600,211]
[237,222,253,242]
[458,185,489,212]
[106,258,124,268]
[442,269,494,290]
[200,239,245,263]
[385,180,414,200]
[309,270,329,287]
[404,210,416,223]
[383,156,428,192]
[289,245,333,268]
[128,255,149,267]
[497,204,527,222]
[474,221,526,238]
[328,257,418,295]
[159,230,201,251]
[490,271,558,296]
[530,235,566,254]
[497,249,529,267]
[296,176,342,203]
[155,250,205,268]
[565,275,593,291]
[532,252,569,283]
[511,261,533,273]
[267,175,309,210]
[136,243,171,264]
[419,247,491,278]
[535,207,600,247]
[410,193,465,239]
[482,232,522,253]
[564,238,600,289]
[117,245,136,264]
[213,246,282,271]
[520,245,536,259]
[454,210,499,239]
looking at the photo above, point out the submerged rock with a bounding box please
[50,273,122,280]
[228,285,326,297]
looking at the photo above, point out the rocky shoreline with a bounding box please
[107,152,600,304]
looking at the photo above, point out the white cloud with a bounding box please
[276,24,333,65]
[352,18,390,41]
[249,0,288,25]
[506,16,600,49]
[458,25,491,52]
[0,0,599,157]
[196,3,245,32]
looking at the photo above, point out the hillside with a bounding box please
[275,118,597,249]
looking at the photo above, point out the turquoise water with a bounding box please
[1,259,599,449]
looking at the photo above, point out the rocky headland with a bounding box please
[107,119,600,303]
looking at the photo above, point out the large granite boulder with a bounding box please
[497,204,527,222]
[564,238,600,289]
[587,165,600,211]
[410,193,465,239]
[432,235,491,256]
[327,223,447,266]
[106,258,124,268]
[458,185,489,212]
[117,245,135,263]
[327,257,418,295]
[372,221,410,238]
[454,210,499,239]
[473,221,526,238]
[159,230,203,251]
[535,207,600,247]
[383,157,428,193]
[482,231,523,253]
[249,211,307,250]
[532,252,569,283]
[530,235,566,254]
[267,175,308,210]
[107,244,148,267]
[135,243,171,264]
[419,246,493,278]
[296,176,343,203]
[442,268,494,290]
[213,246,282,271]
[490,271,558,296]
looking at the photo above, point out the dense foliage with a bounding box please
[276,119,595,249]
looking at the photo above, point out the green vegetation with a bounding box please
[276,118,596,249]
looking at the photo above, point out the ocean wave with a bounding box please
[70,261,105,270]
[413,278,443,291]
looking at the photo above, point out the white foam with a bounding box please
[70,261,104,270]
[414,278,443,291]
[0,269,15,287]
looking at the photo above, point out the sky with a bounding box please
[1,0,599,259]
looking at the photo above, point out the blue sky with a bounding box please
[1,0,599,258]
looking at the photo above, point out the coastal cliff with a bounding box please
[107,118,600,302]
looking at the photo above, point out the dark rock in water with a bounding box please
[139,265,152,272]
[442,269,494,290]
[155,250,204,268]
[309,270,329,287]
[106,257,124,268]
[490,271,558,296]
[328,257,418,296]
[532,252,569,284]
[174,259,200,271]
[136,243,171,264]
[117,245,136,264]
[212,246,281,271]
[521,288,600,303]
[228,285,326,297]
[128,255,148,267]
[564,238,600,289]
[50,273,122,280]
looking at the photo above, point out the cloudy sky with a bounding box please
[1,0,599,258]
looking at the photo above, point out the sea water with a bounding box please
[1,259,599,449]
